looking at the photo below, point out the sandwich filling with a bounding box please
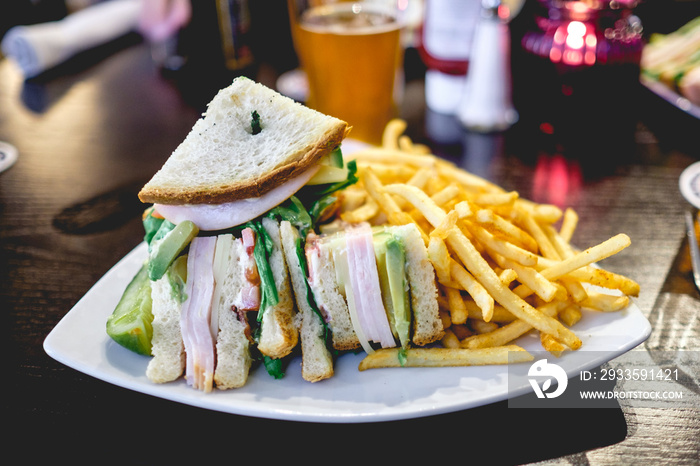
[180,236,218,392]
[306,224,415,354]
[154,164,321,231]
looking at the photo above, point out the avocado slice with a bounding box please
[166,254,189,303]
[328,147,344,168]
[306,148,348,185]
[106,263,154,356]
[373,232,411,348]
[148,220,199,281]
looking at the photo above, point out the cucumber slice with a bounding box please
[328,147,344,168]
[106,264,154,356]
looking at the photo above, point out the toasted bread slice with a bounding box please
[138,77,349,205]
[146,273,186,384]
[211,234,254,390]
[389,224,444,346]
[305,234,362,351]
[256,217,299,359]
[279,220,334,383]
[305,223,443,352]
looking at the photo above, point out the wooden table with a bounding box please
[2,33,698,464]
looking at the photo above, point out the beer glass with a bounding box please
[288,0,404,145]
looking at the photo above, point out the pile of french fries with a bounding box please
[336,120,640,370]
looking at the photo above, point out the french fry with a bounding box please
[472,191,519,207]
[541,333,568,357]
[475,208,538,252]
[383,183,582,350]
[559,207,579,243]
[361,167,431,244]
[441,329,462,348]
[382,118,407,149]
[351,148,437,168]
[461,301,569,349]
[470,319,500,334]
[498,268,518,287]
[339,187,367,211]
[340,197,379,223]
[490,252,559,302]
[449,259,494,322]
[358,345,534,370]
[559,304,582,327]
[455,201,473,219]
[514,199,563,223]
[445,286,469,325]
[556,265,641,297]
[393,166,434,210]
[407,166,435,189]
[468,222,539,267]
[430,183,462,207]
[581,290,630,312]
[543,223,576,260]
[354,161,416,181]
[518,209,561,260]
[428,236,452,284]
[431,210,460,240]
[520,234,632,296]
[463,300,516,323]
[342,119,638,368]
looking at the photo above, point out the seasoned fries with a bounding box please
[342,119,640,370]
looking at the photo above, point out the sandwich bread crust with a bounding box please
[391,224,445,346]
[256,217,299,359]
[146,274,186,384]
[212,235,254,390]
[138,77,349,205]
[279,220,334,382]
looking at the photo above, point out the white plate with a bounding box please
[680,161,700,210]
[44,241,651,423]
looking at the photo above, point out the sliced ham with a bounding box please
[345,224,396,349]
[154,165,321,231]
[180,236,217,392]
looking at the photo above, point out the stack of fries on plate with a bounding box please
[336,120,640,370]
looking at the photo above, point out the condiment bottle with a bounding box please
[418,0,482,114]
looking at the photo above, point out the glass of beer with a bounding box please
[288,0,404,145]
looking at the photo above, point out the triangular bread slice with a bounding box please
[138,77,349,205]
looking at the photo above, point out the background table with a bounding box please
[2,6,699,463]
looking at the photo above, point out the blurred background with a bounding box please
[0,0,698,171]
